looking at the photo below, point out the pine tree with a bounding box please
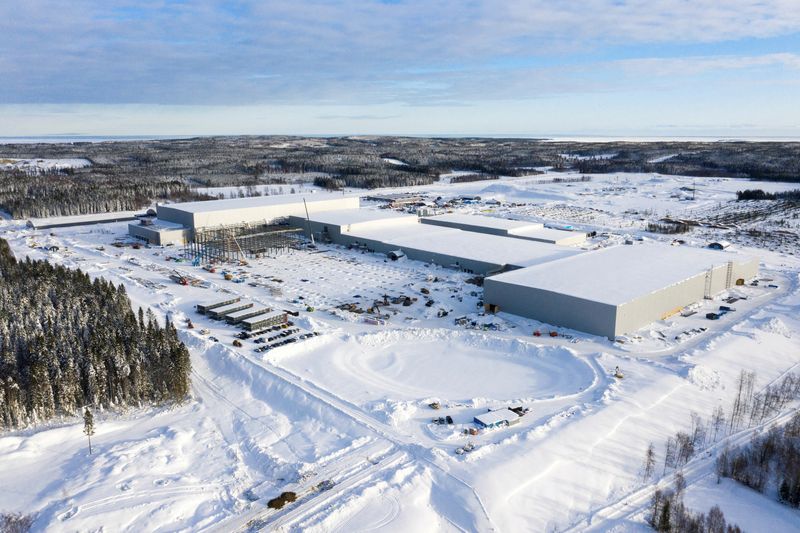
[658,498,671,532]
[778,478,791,504]
[83,407,95,454]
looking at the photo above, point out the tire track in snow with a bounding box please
[562,406,800,532]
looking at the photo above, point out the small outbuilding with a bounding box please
[474,408,521,429]
[707,241,732,250]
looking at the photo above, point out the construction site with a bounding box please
[184,223,302,262]
[129,193,759,338]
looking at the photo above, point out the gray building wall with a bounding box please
[154,204,195,228]
[614,258,758,336]
[485,256,759,338]
[290,216,506,274]
[421,217,509,236]
[483,280,618,337]
[128,223,189,246]
[158,197,359,230]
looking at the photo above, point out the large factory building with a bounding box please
[289,209,582,274]
[128,194,759,338]
[128,193,359,248]
[420,213,587,246]
[483,244,758,338]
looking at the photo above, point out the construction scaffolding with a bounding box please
[185,221,303,262]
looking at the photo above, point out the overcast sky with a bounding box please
[1,0,799,137]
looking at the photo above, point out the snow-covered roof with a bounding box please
[133,218,187,230]
[197,297,239,309]
[208,302,252,315]
[487,244,756,306]
[160,192,359,214]
[300,208,416,226]
[509,226,585,242]
[27,210,143,228]
[224,307,270,320]
[424,213,543,232]
[350,223,581,268]
[475,408,520,426]
[241,310,286,325]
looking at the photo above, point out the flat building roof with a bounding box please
[224,306,270,321]
[241,310,286,325]
[349,222,581,269]
[487,244,756,306]
[423,213,544,232]
[298,208,416,227]
[159,192,360,214]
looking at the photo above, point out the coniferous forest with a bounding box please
[1,137,798,218]
[0,239,191,430]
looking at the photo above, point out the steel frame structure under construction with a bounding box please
[185,222,302,262]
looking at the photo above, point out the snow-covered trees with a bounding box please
[716,411,800,509]
[0,239,191,430]
[648,488,742,533]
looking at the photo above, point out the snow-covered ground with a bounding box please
[1,170,799,531]
[0,157,91,172]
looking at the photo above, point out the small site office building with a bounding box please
[483,244,758,339]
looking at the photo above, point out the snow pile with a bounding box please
[760,317,792,338]
[686,364,721,391]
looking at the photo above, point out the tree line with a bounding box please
[640,369,800,531]
[0,170,213,219]
[0,239,191,430]
[2,137,798,218]
[735,189,800,201]
[649,482,743,533]
[716,411,800,508]
[642,371,799,484]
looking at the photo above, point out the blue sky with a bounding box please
[1,0,799,137]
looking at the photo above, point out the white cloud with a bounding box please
[616,53,800,76]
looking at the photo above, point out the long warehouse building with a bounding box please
[483,244,758,338]
[289,209,582,274]
[421,213,587,246]
[129,193,360,246]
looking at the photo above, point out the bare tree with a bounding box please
[711,405,725,442]
[643,442,656,482]
[664,437,676,475]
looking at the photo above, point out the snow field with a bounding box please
[0,169,798,531]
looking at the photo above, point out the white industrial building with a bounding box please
[483,244,758,338]
[123,194,759,337]
[421,213,587,246]
[157,193,360,230]
[128,218,191,246]
[129,193,359,245]
[290,209,582,274]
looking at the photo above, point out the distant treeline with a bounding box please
[0,170,213,218]
[1,136,799,218]
[0,239,191,430]
[735,189,800,201]
[647,221,692,234]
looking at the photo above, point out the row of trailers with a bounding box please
[196,296,288,331]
